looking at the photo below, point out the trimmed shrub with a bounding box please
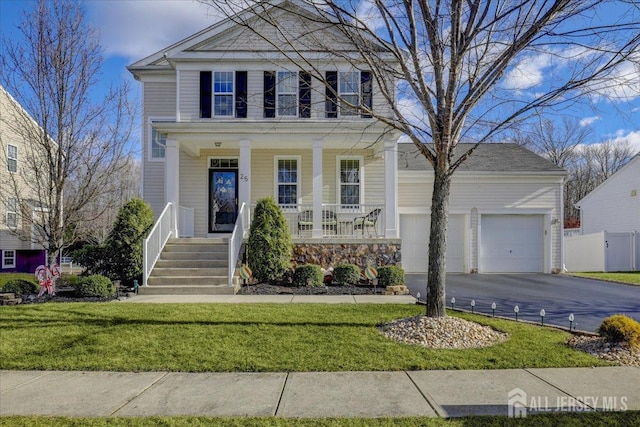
[1,278,39,295]
[377,265,405,287]
[332,263,361,286]
[597,314,640,348]
[59,274,80,288]
[293,264,323,287]
[248,197,292,282]
[76,275,115,298]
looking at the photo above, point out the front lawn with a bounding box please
[0,272,35,288]
[570,272,640,286]
[2,412,639,426]
[0,303,607,371]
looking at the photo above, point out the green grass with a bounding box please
[0,303,608,372]
[0,272,36,288]
[1,412,639,426]
[570,272,640,286]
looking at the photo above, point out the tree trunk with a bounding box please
[426,164,452,317]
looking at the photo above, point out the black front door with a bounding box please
[209,169,238,233]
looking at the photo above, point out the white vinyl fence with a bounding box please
[564,231,640,272]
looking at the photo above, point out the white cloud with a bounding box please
[503,53,553,90]
[610,129,640,154]
[587,59,640,102]
[579,116,600,127]
[87,1,222,60]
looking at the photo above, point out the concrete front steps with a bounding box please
[141,238,237,295]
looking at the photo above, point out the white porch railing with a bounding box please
[228,203,249,286]
[179,206,194,238]
[251,203,384,238]
[143,202,175,286]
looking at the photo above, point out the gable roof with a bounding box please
[128,0,395,72]
[397,143,566,174]
[576,153,640,206]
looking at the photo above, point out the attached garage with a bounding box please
[400,214,466,273]
[479,214,545,273]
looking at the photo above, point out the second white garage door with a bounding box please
[479,214,544,273]
[400,214,466,273]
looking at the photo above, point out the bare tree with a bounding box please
[205,0,640,316]
[0,0,136,264]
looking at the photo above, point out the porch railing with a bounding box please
[228,203,248,286]
[179,206,194,237]
[251,203,384,238]
[143,202,175,286]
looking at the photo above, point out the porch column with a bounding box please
[312,139,323,238]
[239,139,251,211]
[165,138,180,237]
[384,138,398,238]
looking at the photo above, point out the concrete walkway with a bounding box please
[1,367,638,418]
[120,294,417,304]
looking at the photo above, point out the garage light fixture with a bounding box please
[491,302,496,317]
[514,305,519,321]
[540,309,546,326]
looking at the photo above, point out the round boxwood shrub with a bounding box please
[1,278,39,295]
[377,265,405,287]
[293,264,323,287]
[248,197,292,282]
[597,314,640,348]
[76,275,115,298]
[332,263,361,286]
[59,274,80,288]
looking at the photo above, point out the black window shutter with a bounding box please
[235,71,248,118]
[361,71,372,118]
[299,71,311,119]
[325,71,338,118]
[200,71,212,118]
[264,71,276,118]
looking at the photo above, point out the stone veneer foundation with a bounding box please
[291,239,402,269]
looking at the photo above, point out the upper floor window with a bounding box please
[6,197,17,228]
[151,128,166,160]
[7,144,17,173]
[2,250,16,269]
[200,71,247,119]
[277,71,298,117]
[337,157,363,207]
[326,71,372,119]
[214,72,234,116]
[339,72,359,116]
[275,156,300,207]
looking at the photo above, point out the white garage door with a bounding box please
[400,214,465,273]
[479,214,544,273]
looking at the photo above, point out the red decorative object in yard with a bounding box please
[35,264,61,297]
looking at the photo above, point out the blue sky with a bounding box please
[1,0,638,151]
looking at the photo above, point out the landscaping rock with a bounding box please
[567,335,640,367]
[0,293,22,305]
[384,285,409,295]
[379,315,508,349]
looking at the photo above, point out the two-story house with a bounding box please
[130,1,566,293]
[0,85,48,273]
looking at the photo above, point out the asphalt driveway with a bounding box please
[405,274,640,332]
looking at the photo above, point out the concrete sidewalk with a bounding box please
[1,367,638,418]
[120,294,417,304]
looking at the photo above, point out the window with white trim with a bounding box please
[6,197,17,228]
[339,72,359,117]
[277,71,298,117]
[2,250,16,268]
[214,71,234,116]
[275,156,300,207]
[7,144,17,173]
[338,157,362,207]
[150,128,166,160]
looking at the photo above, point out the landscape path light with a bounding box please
[514,305,519,321]
[491,302,496,318]
[451,297,456,310]
[470,300,475,314]
[540,309,546,326]
[569,313,575,331]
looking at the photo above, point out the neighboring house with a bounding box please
[128,1,567,291]
[564,154,640,272]
[398,143,566,274]
[0,85,47,273]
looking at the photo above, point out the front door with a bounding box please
[209,169,238,233]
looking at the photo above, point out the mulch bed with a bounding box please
[239,282,386,295]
